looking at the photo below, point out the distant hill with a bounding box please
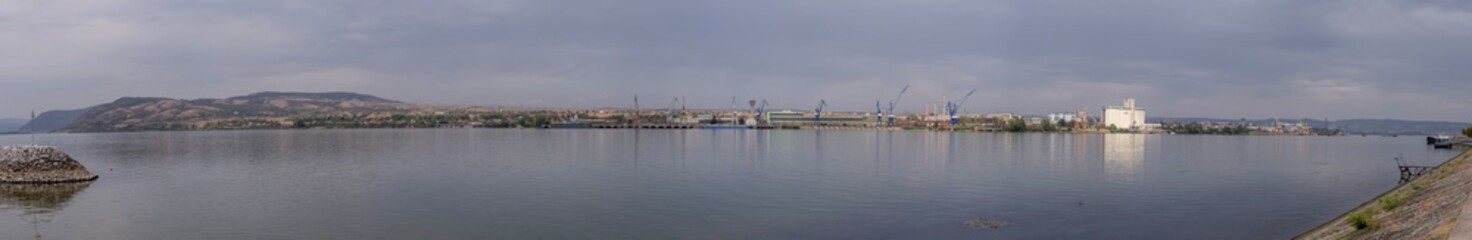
[1333,119,1470,135]
[0,118,27,132]
[1150,117,1470,135]
[17,109,90,133]
[229,91,402,103]
[61,92,411,132]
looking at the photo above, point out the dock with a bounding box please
[1396,155,1436,183]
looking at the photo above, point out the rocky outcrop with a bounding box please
[0,146,99,183]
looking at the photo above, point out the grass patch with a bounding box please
[1379,192,1408,211]
[1348,210,1379,230]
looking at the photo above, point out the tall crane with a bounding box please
[875,101,884,125]
[633,95,641,125]
[946,89,977,126]
[667,97,683,122]
[886,85,911,126]
[814,100,828,125]
[724,96,736,124]
[753,99,769,125]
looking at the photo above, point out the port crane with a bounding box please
[814,100,827,125]
[886,85,911,126]
[667,97,684,122]
[945,89,977,126]
[875,101,884,125]
[753,99,769,125]
[633,95,641,125]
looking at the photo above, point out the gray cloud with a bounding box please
[1,0,1469,121]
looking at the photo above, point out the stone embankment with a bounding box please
[1298,149,1472,239]
[0,145,99,183]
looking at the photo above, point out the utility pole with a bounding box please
[633,95,640,126]
[29,110,36,145]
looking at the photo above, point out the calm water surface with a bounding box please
[0,129,1459,239]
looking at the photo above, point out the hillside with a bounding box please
[16,109,90,133]
[59,92,419,132]
[0,118,25,132]
[1334,119,1470,135]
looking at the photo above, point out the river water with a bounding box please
[0,129,1459,239]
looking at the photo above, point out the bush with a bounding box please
[1348,211,1377,230]
[1464,127,1472,137]
[1379,192,1407,211]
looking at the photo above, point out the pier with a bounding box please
[1397,155,1437,183]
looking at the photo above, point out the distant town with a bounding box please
[2,91,1464,136]
[512,97,1340,136]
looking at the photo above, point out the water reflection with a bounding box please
[0,182,91,240]
[1104,134,1145,181]
[0,182,91,214]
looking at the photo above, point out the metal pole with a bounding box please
[29,110,36,145]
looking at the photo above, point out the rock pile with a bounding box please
[0,145,99,183]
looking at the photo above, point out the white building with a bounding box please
[1103,98,1146,130]
[1047,112,1079,123]
[979,113,1021,120]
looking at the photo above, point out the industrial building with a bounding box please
[1103,98,1147,130]
[1047,112,1080,123]
[764,111,873,126]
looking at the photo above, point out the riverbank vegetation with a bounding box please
[1160,122,1250,135]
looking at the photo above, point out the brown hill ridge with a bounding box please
[59,92,489,132]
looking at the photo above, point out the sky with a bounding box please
[1,0,1470,121]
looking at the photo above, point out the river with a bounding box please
[0,129,1458,239]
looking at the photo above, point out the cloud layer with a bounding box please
[2,0,1470,121]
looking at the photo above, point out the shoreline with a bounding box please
[1297,148,1472,239]
[10,125,1373,136]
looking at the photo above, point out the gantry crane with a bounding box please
[886,85,911,126]
[814,100,827,125]
[946,89,977,126]
[753,99,768,125]
[875,101,884,125]
[667,97,681,120]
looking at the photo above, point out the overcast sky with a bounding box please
[1,0,1470,121]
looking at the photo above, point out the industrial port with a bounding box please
[541,86,1339,136]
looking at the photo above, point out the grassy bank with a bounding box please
[1297,148,1472,239]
